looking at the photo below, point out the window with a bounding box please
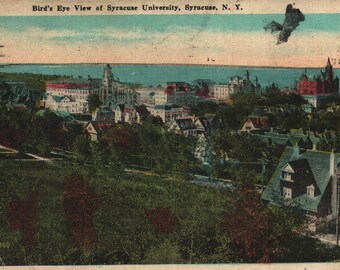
[283,172,291,181]
[307,185,315,197]
[283,187,292,200]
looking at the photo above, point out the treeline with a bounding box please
[0,72,69,91]
[0,106,83,156]
[72,120,197,180]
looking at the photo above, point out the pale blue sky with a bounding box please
[0,14,339,66]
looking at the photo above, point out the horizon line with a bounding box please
[1,62,338,70]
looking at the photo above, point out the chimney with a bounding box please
[330,150,336,176]
[293,143,300,157]
[312,143,317,151]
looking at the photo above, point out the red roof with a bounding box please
[46,83,96,90]
[164,88,174,95]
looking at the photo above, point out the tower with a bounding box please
[101,64,113,106]
[244,70,250,80]
[326,58,333,81]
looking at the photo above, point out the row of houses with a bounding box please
[86,113,219,141]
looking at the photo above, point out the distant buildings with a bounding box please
[43,65,139,114]
[155,82,196,106]
[44,78,101,114]
[100,64,137,108]
[147,104,189,126]
[213,84,237,101]
[296,58,339,108]
[135,87,159,105]
[213,71,261,101]
[114,104,141,124]
[0,80,40,108]
[44,95,80,113]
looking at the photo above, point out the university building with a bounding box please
[100,64,137,108]
[297,58,339,108]
[43,78,101,114]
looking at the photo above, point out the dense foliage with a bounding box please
[87,93,102,114]
[0,106,83,156]
[0,72,68,91]
[1,161,339,264]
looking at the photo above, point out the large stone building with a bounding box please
[100,64,137,108]
[44,78,101,114]
[213,83,239,101]
[213,71,261,101]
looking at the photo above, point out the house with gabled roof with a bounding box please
[252,131,320,150]
[194,117,212,135]
[240,115,269,132]
[85,121,114,141]
[114,103,141,124]
[168,118,197,137]
[35,109,76,124]
[95,107,115,123]
[43,95,82,114]
[262,146,340,232]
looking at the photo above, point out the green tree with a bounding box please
[71,136,123,178]
[231,92,260,117]
[154,132,197,179]
[99,124,139,166]
[86,93,102,114]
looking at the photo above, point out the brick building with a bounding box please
[297,58,339,96]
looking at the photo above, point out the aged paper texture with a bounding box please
[0,0,340,270]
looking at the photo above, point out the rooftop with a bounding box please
[262,147,340,213]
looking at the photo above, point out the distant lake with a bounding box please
[1,64,339,88]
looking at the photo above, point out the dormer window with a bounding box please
[281,163,294,182]
[283,172,291,181]
[307,185,315,197]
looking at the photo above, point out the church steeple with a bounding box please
[326,57,333,81]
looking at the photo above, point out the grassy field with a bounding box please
[1,160,340,264]
[0,160,233,265]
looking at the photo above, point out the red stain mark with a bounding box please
[145,206,177,234]
[62,172,100,251]
[6,191,39,252]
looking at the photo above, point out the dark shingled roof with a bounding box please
[262,147,340,213]
[174,118,196,130]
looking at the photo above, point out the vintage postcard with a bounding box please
[1,0,340,269]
